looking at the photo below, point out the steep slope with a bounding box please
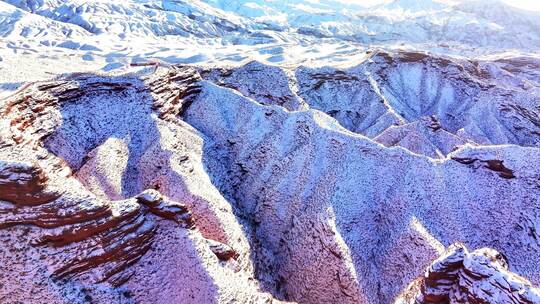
[0,70,284,303]
[1,55,539,303]
[184,77,540,303]
[0,1,539,303]
[200,51,540,158]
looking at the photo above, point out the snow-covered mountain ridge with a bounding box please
[4,0,540,47]
[0,1,539,304]
[0,0,539,91]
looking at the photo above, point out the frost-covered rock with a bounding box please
[395,243,540,304]
[0,72,282,304]
[0,52,539,303]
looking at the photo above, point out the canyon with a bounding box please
[1,0,539,303]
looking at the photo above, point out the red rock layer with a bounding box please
[396,243,540,304]
[0,162,193,287]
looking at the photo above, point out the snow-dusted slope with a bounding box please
[0,0,539,91]
[1,60,539,303]
[3,0,255,37]
[0,0,539,304]
[207,0,540,51]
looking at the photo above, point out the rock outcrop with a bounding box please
[0,159,59,205]
[396,243,540,304]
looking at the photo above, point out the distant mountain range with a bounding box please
[2,0,539,54]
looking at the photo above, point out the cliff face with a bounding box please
[0,50,539,304]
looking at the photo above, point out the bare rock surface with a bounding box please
[0,49,539,304]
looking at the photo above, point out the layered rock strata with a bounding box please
[396,243,540,304]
